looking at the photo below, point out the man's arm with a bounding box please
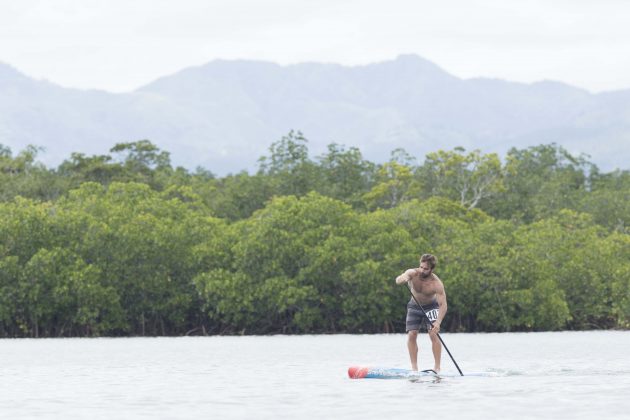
[430,279,448,335]
[395,269,416,285]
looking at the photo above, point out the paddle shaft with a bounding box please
[406,282,464,376]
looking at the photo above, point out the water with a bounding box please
[1,331,629,419]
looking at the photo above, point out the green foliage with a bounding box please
[578,169,630,233]
[419,147,505,210]
[195,171,276,221]
[603,233,630,328]
[19,247,125,336]
[194,269,316,334]
[0,145,63,201]
[1,135,629,336]
[362,161,415,210]
[485,144,592,221]
[0,256,20,331]
[316,143,376,207]
[510,211,610,329]
[257,130,322,197]
[224,193,361,332]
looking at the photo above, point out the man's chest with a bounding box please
[410,278,437,295]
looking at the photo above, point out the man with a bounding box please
[395,253,448,372]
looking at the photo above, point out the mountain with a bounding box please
[1,56,629,174]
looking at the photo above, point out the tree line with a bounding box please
[0,132,628,336]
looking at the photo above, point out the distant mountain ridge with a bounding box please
[1,55,629,174]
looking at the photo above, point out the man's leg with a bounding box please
[407,330,419,371]
[429,332,442,373]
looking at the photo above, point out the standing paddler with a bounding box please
[395,253,448,373]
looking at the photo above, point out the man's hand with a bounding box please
[396,277,409,285]
[429,321,441,336]
[395,273,409,285]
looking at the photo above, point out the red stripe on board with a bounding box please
[348,366,369,379]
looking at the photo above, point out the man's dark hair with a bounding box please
[420,254,437,270]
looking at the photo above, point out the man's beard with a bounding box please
[420,271,431,279]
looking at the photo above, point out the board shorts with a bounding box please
[405,299,439,332]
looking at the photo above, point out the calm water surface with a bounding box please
[1,331,629,419]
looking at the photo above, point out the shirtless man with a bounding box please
[395,254,448,372]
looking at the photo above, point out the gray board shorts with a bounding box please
[406,299,439,332]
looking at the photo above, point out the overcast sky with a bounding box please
[1,0,629,93]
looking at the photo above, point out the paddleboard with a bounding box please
[348,366,491,379]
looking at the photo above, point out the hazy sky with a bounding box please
[1,0,629,93]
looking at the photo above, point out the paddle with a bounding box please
[406,282,464,376]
